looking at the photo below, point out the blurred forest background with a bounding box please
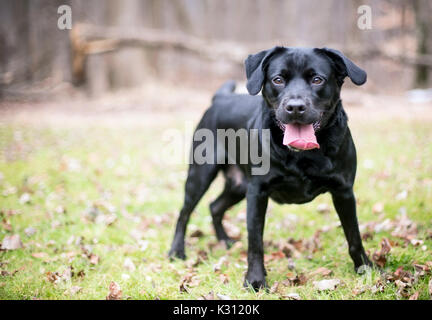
[0,0,432,100]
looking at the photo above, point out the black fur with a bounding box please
[169,47,373,291]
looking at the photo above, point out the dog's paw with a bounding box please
[243,274,268,292]
[168,248,186,260]
[355,258,376,274]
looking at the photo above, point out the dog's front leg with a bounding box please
[331,188,373,272]
[244,183,269,291]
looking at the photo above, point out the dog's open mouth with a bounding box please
[277,120,321,151]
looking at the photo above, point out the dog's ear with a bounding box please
[245,47,284,95]
[317,48,367,86]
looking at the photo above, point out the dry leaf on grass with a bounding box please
[89,254,99,265]
[371,279,386,294]
[1,269,20,277]
[46,266,73,285]
[283,293,301,300]
[372,238,391,268]
[46,271,59,283]
[179,272,200,293]
[219,273,229,284]
[1,234,23,250]
[309,267,333,278]
[216,293,231,300]
[313,279,341,291]
[265,251,285,262]
[283,273,308,287]
[1,219,12,232]
[199,291,215,300]
[269,281,281,294]
[106,281,122,300]
[361,232,374,241]
[352,286,367,296]
[187,250,208,268]
[280,243,301,259]
[190,229,204,238]
[384,266,422,298]
[213,256,229,272]
[222,221,241,240]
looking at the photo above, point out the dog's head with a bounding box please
[245,47,366,151]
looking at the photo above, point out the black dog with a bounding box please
[169,46,373,290]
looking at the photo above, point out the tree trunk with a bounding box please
[413,0,432,87]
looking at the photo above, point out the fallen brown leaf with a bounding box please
[280,243,301,259]
[188,250,208,268]
[361,232,374,241]
[309,267,333,278]
[371,279,386,294]
[213,256,228,272]
[1,234,23,250]
[283,293,301,300]
[352,286,367,296]
[222,221,241,240]
[1,219,12,232]
[219,273,229,284]
[265,251,285,262]
[106,281,122,300]
[89,254,99,265]
[46,271,60,283]
[199,291,215,300]
[372,238,391,268]
[269,281,281,294]
[284,273,307,286]
[179,272,200,293]
[190,229,204,238]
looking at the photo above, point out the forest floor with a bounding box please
[0,82,431,300]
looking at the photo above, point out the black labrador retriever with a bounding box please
[169,46,373,290]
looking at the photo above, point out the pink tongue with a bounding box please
[282,124,320,150]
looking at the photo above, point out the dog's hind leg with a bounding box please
[169,163,219,260]
[210,165,247,248]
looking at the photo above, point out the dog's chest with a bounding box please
[267,156,332,204]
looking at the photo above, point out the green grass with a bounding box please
[0,114,431,300]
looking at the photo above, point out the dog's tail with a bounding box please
[214,80,236,97]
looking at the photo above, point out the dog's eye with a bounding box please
[272,76,285,86]
[311,76,324,85]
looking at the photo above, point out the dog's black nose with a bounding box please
[285,99,306,115]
